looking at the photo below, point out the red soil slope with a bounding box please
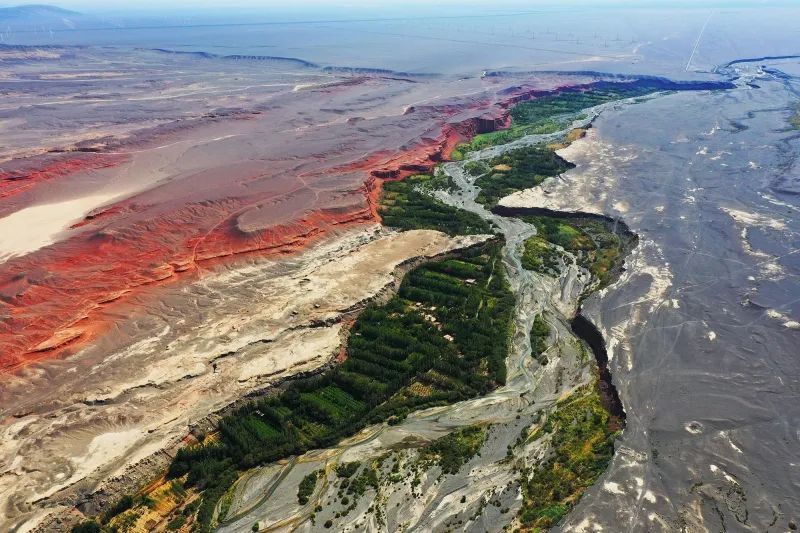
[0,82,556,373]
[0,154,127,205]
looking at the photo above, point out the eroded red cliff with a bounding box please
[0,81,561,373]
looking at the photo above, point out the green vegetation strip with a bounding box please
[521,216,627,288]
[521,233,565,277]
[71,522,101,533]
[529,314,550,365]
[325,460,380,521]
[791,104,800,129]
[75,83,650,533]
[418,425,487,475]
[314,425,487,527]
[456,81,668,154]
[518,385,621,530]
[465,145,574,208]
[165,240,514,531]
[379,173,492,235]
[71,493,156,533]
[298,471,321,505]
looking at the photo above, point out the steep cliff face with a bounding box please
[0,195,376,371]
[0,76,589,373]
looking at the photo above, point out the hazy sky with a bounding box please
[4,0,573,15]
[5,0,786,13]
[0,0,790,24]
[12,0,553,8]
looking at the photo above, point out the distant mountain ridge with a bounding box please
[0,4,97,33]
[0,4,80,18]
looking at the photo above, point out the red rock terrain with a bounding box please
[0,69,593,374]
[0,153,127,206]
[0,48,608,532]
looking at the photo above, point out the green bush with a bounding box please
[167,241,514,530]
[71,522,101,533]
[101,495,134,523]
[471,146,574,207]
[530,314,550,363]
[522,215,628,288]
[419,426,487,475]
[336,462,361,478]
[298,471,320,505]
[379,174,492,235]
[519,386,620,529]
[457,81,671,154]
[167,515,187,530]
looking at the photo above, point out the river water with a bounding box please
[548,61,800,531]
[219,115,602,533]
[3,3,800,529]
[218,62,800,531]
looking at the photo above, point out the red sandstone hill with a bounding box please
[0,75,588,372]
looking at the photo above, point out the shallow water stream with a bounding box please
[221,60,800,532]
[220,108,619,533]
